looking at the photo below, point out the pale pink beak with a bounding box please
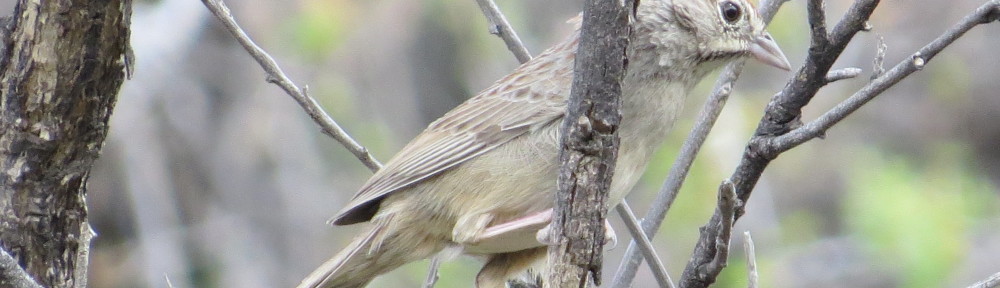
[750,32,791,71]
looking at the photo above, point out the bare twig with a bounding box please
[475,0,532,63]
[871,35,887,79]
[743,232,758,288]
[422,256,441,288]
[0,248,43,288]
[199,0,382,172]
[771,0,1000,152]
[824,67,863,83]
[967,271,1000,288]
[610,0,789,286]
[700,181,738,276]
[615,202,675,288]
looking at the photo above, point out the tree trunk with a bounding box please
[547,0,632,287]
[0,0,132,286]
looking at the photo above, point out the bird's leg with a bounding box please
[533,210,617,250]
[454,213,495,244]
[480,209,553,242]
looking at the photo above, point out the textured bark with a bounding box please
[0,0,132,287]
[547,0,632,287]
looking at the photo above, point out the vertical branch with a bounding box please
[547,0,634,286]
[0,0,132,287]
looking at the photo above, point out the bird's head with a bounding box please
[634,0,791,73]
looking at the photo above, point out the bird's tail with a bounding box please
[297,222,438,288]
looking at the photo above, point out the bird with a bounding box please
[299,0,790,287]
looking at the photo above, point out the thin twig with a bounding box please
[871,35,886,80]
[609,0,789,286]
[743,232,758,288]
[701,180,738,275]
[422,256,441,288]
[0,247,43,288]
[199,0,382,172]
[967,271,1000,288]
[824,67,862,84]
[615,201,675,288]
[771,0,1000,152]
[475,0,532,63]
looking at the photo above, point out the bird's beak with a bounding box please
[750,32,791,71]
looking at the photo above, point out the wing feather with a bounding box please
[331,33,579,225]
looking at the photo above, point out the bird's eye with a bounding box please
[720,1,741,23]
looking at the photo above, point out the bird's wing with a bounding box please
[331,41,578,225]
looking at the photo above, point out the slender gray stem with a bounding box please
[967,271,1000,288]
[824,67,862,83]
[199,0,382,172]
[615,201,675,288]
[422,256,441,288]
[743,232,758,288]
[475,0,532,63]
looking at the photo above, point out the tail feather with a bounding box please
[298,222,441,288]
[297,225,386,288]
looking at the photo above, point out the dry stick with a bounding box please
[824,67,863,84]
[475,0,532,64]
[615,202,675,288]
[968,271,1000,288]
[422,256,441,288]
[199,0,382,172]
[609,0,789,286]
[743,232,758,288]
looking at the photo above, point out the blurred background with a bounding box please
[5,0,998,287]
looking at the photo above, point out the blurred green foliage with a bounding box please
[845,144,999,288]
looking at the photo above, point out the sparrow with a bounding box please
[299,0,789,287]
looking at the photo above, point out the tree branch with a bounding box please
[678,1,880,287]
[967,271,1000,288]
[678,1,1000,288]
[547,0,633,286]
[475,0,532,64]
[199,0,382,172]
[772,0,1000,152]
[615,202,675,288]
